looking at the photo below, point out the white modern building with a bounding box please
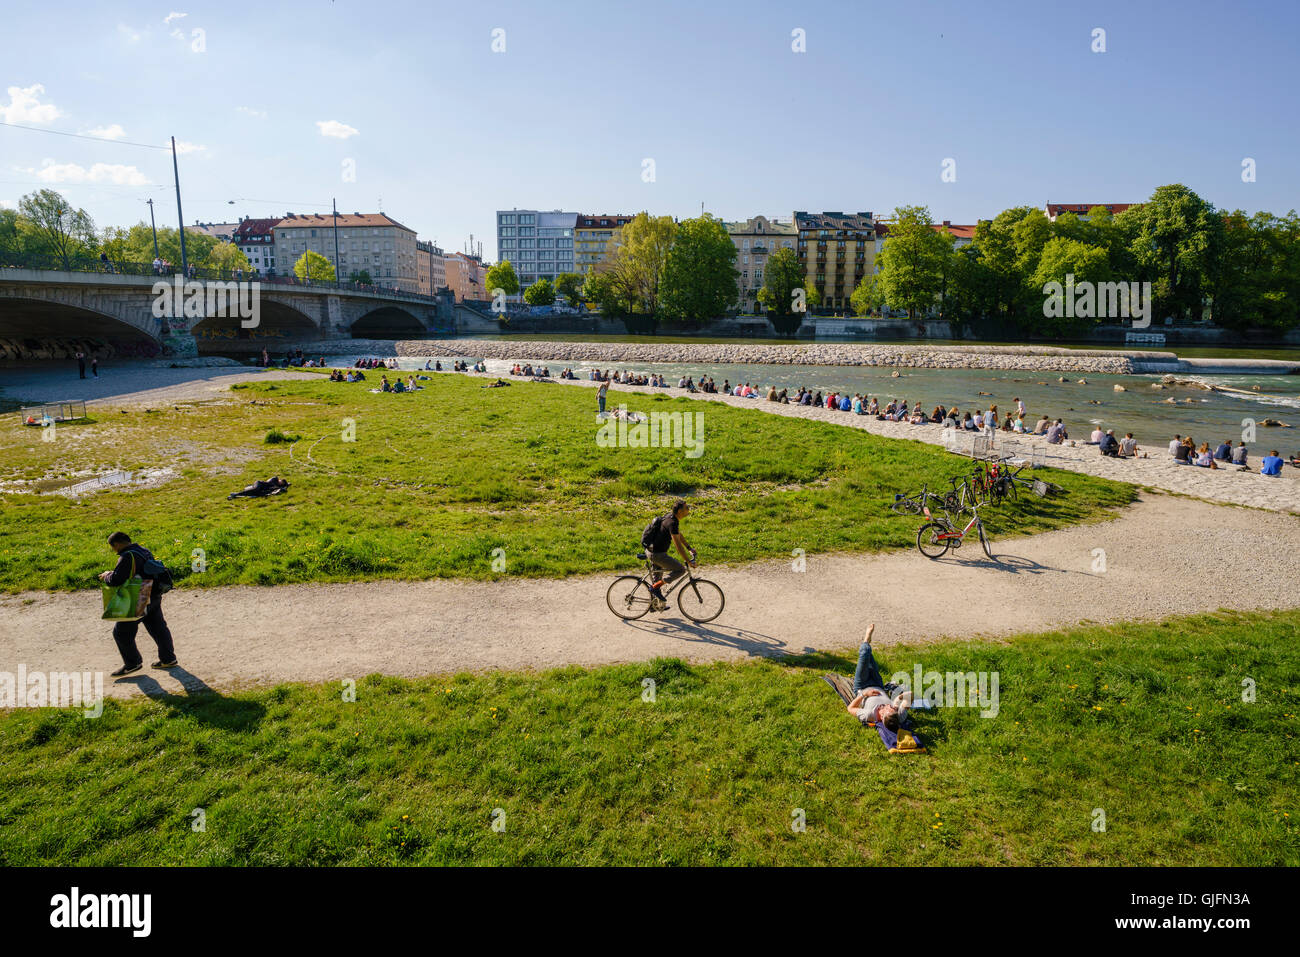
[496,209,578,295]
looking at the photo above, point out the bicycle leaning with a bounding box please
[606,549,726,623]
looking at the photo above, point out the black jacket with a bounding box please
[106,544,158,587]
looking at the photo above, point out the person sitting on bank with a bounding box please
[1194,442,1217,468]
[1232,441,1249,467]
[1046,419,1066,444]
[1261,450,1284,476]
[1214,439,1234,462]
[1119,432,1139,457]
[1035,416,1051,435]
[98,532,178,676]
[1099,429,1120,457]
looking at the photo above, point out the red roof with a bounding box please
[874,221,976,240]
[232,217,282,239]
[1045,203,1134,218]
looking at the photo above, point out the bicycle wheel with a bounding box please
[917,522,953,559]
[677,578,725,623]
[979,521,994,559]
[606,576,654,620]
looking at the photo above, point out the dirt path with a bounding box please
[3,495,1298,700]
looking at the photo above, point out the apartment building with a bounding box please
[416,240,447,296]
[794,211,876,312]
[445,251,488,302]
[726,215,797,313]
[274,211,419,292]
[575,214,634,272]
[231,217,282,275]
[496,209,578,294]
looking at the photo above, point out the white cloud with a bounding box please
[0,199,15,210]
[169,28,185,40]
[25,160,151,186]
[237,106,267,119]
[84,124,127,140]
[316,119,359,140]
[117,23,142,43]
[163,12,187,24]
[0,84,61,125]
[172,140,206,155]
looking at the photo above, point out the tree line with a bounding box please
[866,185,1300,334]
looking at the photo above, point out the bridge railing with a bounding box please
[0,251,442,304]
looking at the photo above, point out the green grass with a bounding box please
[1,609,1295,865]
[0,374,1134,591]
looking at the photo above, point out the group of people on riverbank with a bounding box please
[510,363,553,378]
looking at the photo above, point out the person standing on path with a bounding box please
[91,356,98,378]
[98,532,178,677]
[597,378,609,414]
[76,351,86,379]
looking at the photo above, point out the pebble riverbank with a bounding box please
[300,337,1300,376]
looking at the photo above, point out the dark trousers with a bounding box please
[649,552,685,588]
[113,600,175,667]
[78,361,86,379]
[852,644,899,696]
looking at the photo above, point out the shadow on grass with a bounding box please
[118,666,265,731]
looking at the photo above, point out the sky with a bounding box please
[2,0,1298,262]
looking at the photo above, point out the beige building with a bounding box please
[726,215,797,313]
[416,241,447,296]
[794,211,876,312]
[274,212,419,292]
[444,251,488,302]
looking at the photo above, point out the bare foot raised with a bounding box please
[863,623,875,645]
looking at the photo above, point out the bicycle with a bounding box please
[606,550,726,623]
[916,498,994,559]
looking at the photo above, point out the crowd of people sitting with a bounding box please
[376,374,425,393]
[1165,434,1295,475]
[354,356,400,370]
[509,363,554,378]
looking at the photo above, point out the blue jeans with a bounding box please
[598,393,606,413]
[852,644,898,696]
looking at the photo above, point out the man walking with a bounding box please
[98,532,178,676]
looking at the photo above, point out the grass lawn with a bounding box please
[0,373,1134,591]
[1,609,1295,866]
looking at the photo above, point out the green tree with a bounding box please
[757,246,817,335]
[1032,237,1112,336]
[582,268,628,315]
[660,214,738,320]
[203,241,251,275]
[294,249,336,282]
[523,277,556,306]
[17,189,97,268]
[554,271,584,306]
[0,208,23,257]
[602,212,676,315]
[1125,184,1221,322]
[349,269,374,285]
[485,260,519,299]
[873,205,954,318]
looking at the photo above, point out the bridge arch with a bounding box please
[349,305,427,338]
[191,298,319,354]
[0,294,160,360]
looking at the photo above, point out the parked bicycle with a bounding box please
[916,496,994,559]
[606,550,725,623]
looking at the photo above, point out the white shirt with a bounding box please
[1169,439,1181,456]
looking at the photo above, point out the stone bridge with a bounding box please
[0,268,458,358]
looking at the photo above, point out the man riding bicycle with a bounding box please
[641,499,696,611]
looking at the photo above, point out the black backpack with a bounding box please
[126,545,175,595]
[641,516,663,550]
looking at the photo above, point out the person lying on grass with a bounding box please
[845,623,913,734]
[228,476,290,499]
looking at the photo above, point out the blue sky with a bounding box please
[2,0,1297,261]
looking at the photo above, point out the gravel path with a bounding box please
[4,494,1298,700]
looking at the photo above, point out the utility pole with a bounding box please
[332,197,341,288]
[146,199,159,258]
[170,136,188,275]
